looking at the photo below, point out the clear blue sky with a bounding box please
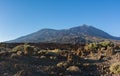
[0,0,120,42]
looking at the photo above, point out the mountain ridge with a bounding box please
[7,24,120,43]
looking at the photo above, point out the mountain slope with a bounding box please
[7,25,120,43]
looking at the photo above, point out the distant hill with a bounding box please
[7,24,120,43]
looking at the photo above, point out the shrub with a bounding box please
[66,66,81,72]
[109,62,120,74]
[12,45,24,53]
[17,51,24,56]
[45,49,61,57]
[24,45,34,56]
[99,41,114,49]
[47,49,61,54]
[84,43,97,53]
[57,61,69,68]
[40,55,46,59]
[12,44,34,56]
[11,53,18,58]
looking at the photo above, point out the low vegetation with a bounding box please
[110,62,120,74]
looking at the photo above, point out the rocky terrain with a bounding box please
[0,41,120,76]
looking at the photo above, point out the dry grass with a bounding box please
[109,62,120,74]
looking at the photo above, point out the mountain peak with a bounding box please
[80,24,90,27]
[70,24,92,30]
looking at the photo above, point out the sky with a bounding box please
[0,0,120,42]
